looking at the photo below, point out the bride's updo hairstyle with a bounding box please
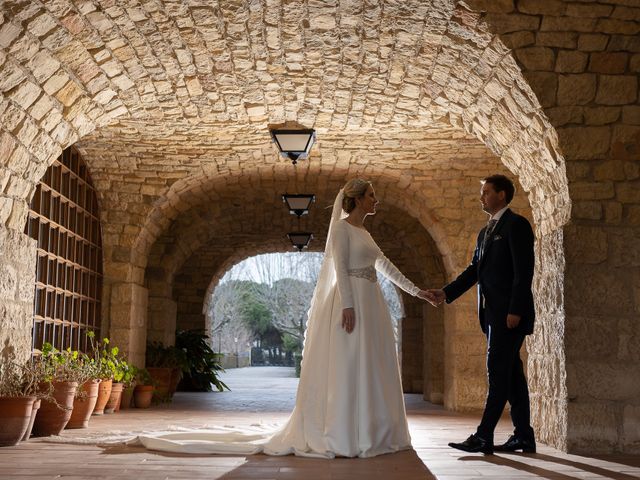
[342,179,372,213]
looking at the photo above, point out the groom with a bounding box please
[427,174,536,455]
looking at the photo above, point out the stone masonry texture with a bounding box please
[0,0,638,454]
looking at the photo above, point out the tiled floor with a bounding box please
[1,367,638,479]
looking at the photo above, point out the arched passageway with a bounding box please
[0,0,565,450]
[161,198,448,399]
[4,0,639,455]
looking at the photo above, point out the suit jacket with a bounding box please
[443,208,535,336]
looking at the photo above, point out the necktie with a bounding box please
[481,219,497,259]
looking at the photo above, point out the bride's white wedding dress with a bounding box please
[263,220,421,458]
[135,194,422,458]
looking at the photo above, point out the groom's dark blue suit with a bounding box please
[443,208,535,444]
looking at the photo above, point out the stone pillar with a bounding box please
[444,296,487,411]
[528,229,569,451]
[564,221,640,454]
[423,303,444,404]
[401,294,424,393]
[109,282,148,367]
[147,296,177,346]
[174,269,210,332]
[176,306,206,332]
[0,226,36,362]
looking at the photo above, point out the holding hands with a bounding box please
[418,289,446,307]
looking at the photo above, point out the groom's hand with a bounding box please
[425,289,446,306]
[417,289,444,307]
[342,308,356,333]
[506,314,521,329]
[418,290,437,306]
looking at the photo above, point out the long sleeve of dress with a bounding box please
[332,222,354,308]
[375,253,420,296]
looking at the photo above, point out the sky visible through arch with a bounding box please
[211,253,405,354]
[220,252,324,286]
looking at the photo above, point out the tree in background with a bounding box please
[239,295,273,346]
[206,253,404,361]
[209,280,256,354]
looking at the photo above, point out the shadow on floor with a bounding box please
[460,452,640,480]
[100,445,436,479]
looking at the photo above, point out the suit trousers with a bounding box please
[476,324,535,443]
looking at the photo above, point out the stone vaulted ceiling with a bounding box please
[1,0,568,257]
[69,0,475,132]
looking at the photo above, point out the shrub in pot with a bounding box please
[32,343,94,437]
[87,333,118,415]
[0,353,45,446]
[98,345,139,413]
[146,342,189,402]
[66,352,101,429]
[175,330,229,392]
[118,362,137,410]
[104,355,131,414]
[133,368,155,409]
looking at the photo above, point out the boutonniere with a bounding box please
[493,234,503,240]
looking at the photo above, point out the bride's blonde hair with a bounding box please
[342,179,372,213]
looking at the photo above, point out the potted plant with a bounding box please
[104,353,126,414]
[88,333,117,415]
[66,351,101,429]
[176,330,229,392]
[133,368,155,409]
[0,353,42,446]
[118,362,138,410]
[145,342,189,402]
[32,343,91,437]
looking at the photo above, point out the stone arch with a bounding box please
[0,0,581,451]
[198,251,421,389]
[165,199,447,397]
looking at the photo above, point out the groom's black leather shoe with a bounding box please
[448,434,493,454]
[494,435,536,453]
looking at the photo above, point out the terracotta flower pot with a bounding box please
[22,398,41,441]
[169,368,182,396]
[0,396,36,447]
[119,385,134,410]
[92,378,112,415]
[104,382,123,414]
[133,385,154,409]
[32,381,78,437]
[147,367,172,402]
[66,379,100,429]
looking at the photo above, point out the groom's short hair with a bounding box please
[482,174,515,204]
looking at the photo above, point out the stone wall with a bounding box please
[147,296,177,347]
[11,0,637,453]
[0,226,36,362]
[108,282,148,367]
[467,0,640,454]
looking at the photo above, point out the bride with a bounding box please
[136,179,429,458]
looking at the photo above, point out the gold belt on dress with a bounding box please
[347,265,377,283]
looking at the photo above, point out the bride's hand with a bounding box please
[342,308,356,334]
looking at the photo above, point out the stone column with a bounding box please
[109,282,148,367]
[423,302,444,404]
[176,304,206,332]
[0,226,36,362]
[401,294,424,393]
[444,298,487,411]
[528,229,569,451]
[147,296,177,346]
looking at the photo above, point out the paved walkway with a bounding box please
[1,367,638,479]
